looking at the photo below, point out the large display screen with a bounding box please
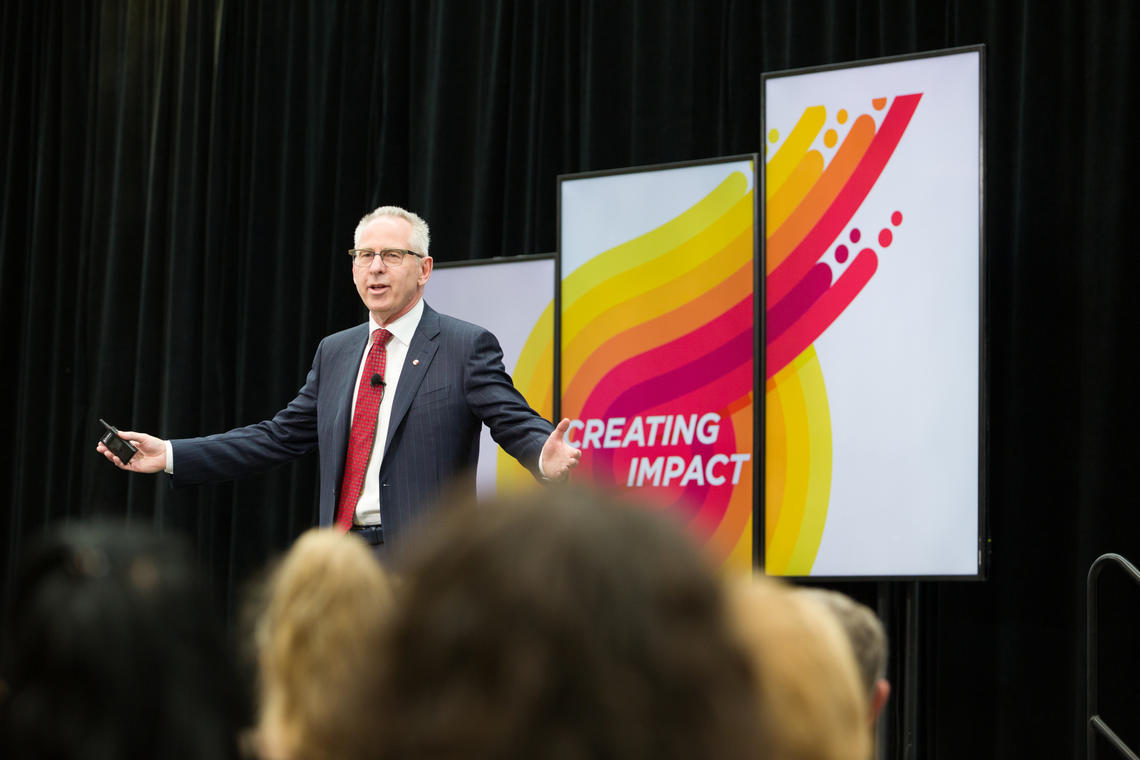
[428,256,556,497]
[559,156,759,571]
[763,46,985,578]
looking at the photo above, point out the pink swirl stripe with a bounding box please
[767,93,923,307]
[767,248,878,378]
[766,262,833,343]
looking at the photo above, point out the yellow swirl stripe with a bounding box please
[765,346,831,574]
[784,347,832,574]
[512,301,555,415]
[562,170,751,312]
[764,375,786,548]
[496,300,556,492]
[765,355,810,571]
[562,231,752,411]
[765,105,826,199]
[767,149,823,236]
[562,190,753,376]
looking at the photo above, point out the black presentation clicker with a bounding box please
[99,418,138,464]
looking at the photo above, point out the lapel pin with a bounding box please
[412,359,420,365]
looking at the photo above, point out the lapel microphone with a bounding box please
[371,373,385,388]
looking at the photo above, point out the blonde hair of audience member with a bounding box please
[373,487,765,760]
[251,528,396,760]
[798,588,890,725]
[727,577,871,760]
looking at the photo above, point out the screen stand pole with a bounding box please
[901,580,921,760]
[877,581,921,760]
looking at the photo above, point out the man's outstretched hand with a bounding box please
[96,431,168,474]
[540,418,582,481]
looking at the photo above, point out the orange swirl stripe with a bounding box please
[766,113,876,274]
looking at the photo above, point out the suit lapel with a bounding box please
[331,324,371,473]
[384,304,441,453]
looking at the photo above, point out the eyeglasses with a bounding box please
[348,248,425,268]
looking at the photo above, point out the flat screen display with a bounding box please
[762,46,985,578]
[559,156,759,571]
[428,256,556,498]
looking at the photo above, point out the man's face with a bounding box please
[353,215,432,326]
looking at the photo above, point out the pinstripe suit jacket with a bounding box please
[170,303,553,546]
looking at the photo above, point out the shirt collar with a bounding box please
[369,297,424,348]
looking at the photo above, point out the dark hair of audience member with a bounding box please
[373,486,764,760]
[0,520,249,760]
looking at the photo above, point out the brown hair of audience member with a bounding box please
[798,588,890,724]
[250,528,396,760]
[373,486,765,760]
[727,577,871,760]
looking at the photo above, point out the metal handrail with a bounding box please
[1087,553,1140,760]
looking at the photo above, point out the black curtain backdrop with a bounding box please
[3,1,1138,757]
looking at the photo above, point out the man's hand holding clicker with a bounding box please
[96,431,168,473]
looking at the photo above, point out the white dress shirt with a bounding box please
[352,298,424,525]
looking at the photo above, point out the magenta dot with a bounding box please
[835,244,849,263]
[879,228,893,247]
[849,228,861,243]
[891,210,903,226]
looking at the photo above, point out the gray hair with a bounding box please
[354,205,431,256]
[799,588,888,693]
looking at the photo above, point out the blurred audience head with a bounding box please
[798,588,890,725]
[728,576,871,760]
[0,519,248,760]
[374,486,764,760]
[249,528,396,760]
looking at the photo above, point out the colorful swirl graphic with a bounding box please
[765,94,922,575]
[495,302,556,492]
[518,167,757,570]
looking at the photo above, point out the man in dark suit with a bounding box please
[97,206,581,551]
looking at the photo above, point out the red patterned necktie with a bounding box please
[334,328,392,531]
